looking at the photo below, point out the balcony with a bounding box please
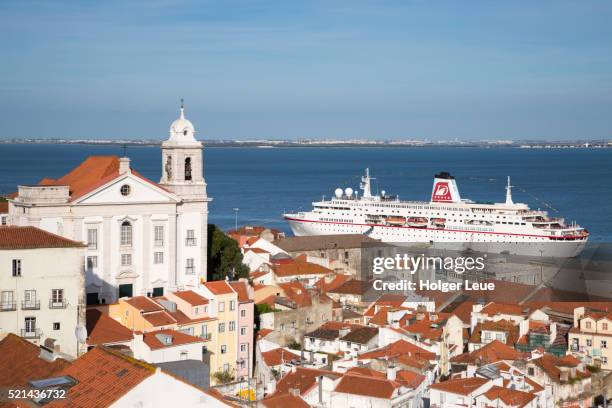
[49,299,67,309]
[200,333,212,341]
[0,302,17,312]
[21,328,42,339]
[21,300,40,310]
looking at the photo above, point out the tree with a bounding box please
[287,338,301,350]
[212,368,235,385]
[207,224,249,281]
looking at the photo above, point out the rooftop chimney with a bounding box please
[387,365,397,381]
[119,157,131,174]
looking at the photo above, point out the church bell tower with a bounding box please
[160,100,207,199]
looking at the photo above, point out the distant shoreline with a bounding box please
[0,139,610,149]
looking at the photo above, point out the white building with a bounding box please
[6,103,210,303]
[0,225,86,357]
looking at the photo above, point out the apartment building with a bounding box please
[0,226,86,357]
[568,306,612,370]
[199,280,240,383]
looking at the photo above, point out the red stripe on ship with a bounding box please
[284,217,588,240]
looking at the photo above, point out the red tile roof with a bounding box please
[429,377,489,395]
[451,340,527,365]
[482,385,536,407]
[328,279,370,295]
[125,296,163,312]
[481,302,528,317]
[262,393,309,408]
[279,281,312,307]
[141,310,177,327]
[273,260,332,277]
[345,367,386,378]
[0,226,85,250]
[229,281,251,302]
[0,201,8,213]
[358,339,435,362]
[46,347,155,408]
[314,273,351,293]
[0,333,70,389]
[335,373,400,399]
[33,156,167,202]
[204,280,235,295]
[86,309,133,346]
[261,348,301,367]
[273,367,341,397]
[142,329,204,350]
[531,354,590,383]
[172,290,209,306]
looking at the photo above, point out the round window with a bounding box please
[120,184,131,196]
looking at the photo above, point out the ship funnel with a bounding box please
[505,176,514,205]
[431,172,462,203]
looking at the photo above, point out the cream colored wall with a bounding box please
[210,292,239,383]
[0,246,86,357]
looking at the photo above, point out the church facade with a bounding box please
[7,104,210,303]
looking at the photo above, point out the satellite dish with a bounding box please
[381,190,386,197]
[345,187,353,197]
[75,324,87,344]
[334,188,343,198]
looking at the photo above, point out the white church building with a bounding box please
[6,104,210,304]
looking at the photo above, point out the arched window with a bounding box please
[120,221,132,247]
[184,157,192,181]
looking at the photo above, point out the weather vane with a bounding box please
[122,143,128,157]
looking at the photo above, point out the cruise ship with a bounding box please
[283,170,589,258]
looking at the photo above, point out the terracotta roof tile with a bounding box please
[261,348,301,367]
[125,296,163,312]
[314,273,351,293]
[142,329,204,350]
[0,201,8,213]
[481,302,528,317]
[469,319,520,345]
[328,279,370,295]
[204,280,235,295]
[172,290,209,306]
[141,310,177,327]
[229,281,251,302]
[483,385,536,407]
[273,367,341,396]
[358,339,435,362]
[0,226,85,250]
[429,377,489,395]
[86,309,133,346]
[278,281,311,307]
[46,347,155,408]
[262,393,309,408]
[335,374,400,399]
[0,334,70,389]
[451,340,527,365]
[273,260,332,277]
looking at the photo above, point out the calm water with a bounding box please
[1,144,611,241]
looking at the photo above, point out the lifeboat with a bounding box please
[385,216,406,226]
[407,217,428,228]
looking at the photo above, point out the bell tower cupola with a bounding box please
[160,100,207,199]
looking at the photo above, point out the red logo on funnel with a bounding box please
[432,182,452,202]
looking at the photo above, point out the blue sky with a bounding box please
[1,0,611,140]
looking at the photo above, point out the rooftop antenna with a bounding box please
[121,144,128,158]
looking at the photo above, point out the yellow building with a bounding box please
[200,281,240,384]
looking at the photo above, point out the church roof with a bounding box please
[37,156,166,201]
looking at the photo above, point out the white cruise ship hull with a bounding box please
[286,217,587,258]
